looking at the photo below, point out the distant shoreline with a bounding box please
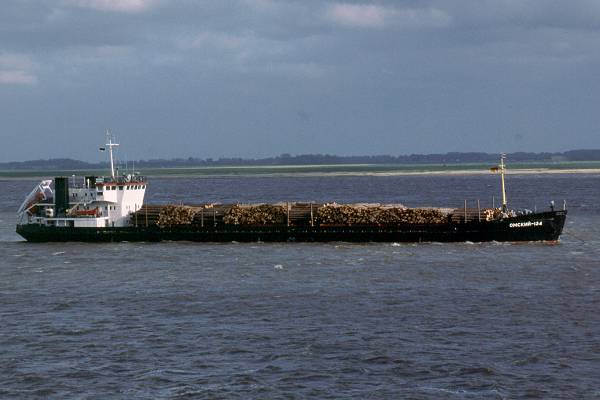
[2,149,600,171]
[134,167,600,178]
[1,163,600,179]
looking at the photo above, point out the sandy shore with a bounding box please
[2,167,600,180]
[145,167,600,178]
[335,168,600,177]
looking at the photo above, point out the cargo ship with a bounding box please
[16,135,567,243]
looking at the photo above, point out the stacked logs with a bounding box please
[144,203,450,227]
[132,205,163,226]
[223,204,286,225]
[393,208,447,224]
[317,204,447,225]
[157,205,198,227]
[317,204,381,225]
[483,208,501,221]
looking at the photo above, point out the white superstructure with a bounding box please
[17,133,147,228]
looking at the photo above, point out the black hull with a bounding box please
[16,211,566,243]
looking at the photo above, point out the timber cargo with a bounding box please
[15,134,567,243]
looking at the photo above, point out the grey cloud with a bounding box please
[446,0,600,30]
[1,0,600,161]
[62,0,160,13]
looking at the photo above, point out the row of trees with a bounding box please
[2,150,600,170]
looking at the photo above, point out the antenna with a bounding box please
[104,130,120,179]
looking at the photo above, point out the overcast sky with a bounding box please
[1,0,600,162]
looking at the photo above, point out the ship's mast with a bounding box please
[500,153,507,212]
[104,130,119,179]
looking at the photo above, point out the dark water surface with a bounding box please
[1,174,599,399]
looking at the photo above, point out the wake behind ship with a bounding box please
[16,135,567,243]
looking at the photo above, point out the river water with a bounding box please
[0,173,599,399]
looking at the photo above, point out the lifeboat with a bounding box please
[73,208,99,216]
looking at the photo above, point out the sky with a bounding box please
[1,0,600,162]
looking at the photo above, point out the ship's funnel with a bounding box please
[54,177,69,216]
[86,176,97,189]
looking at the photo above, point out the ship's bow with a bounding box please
[550,209,567,240]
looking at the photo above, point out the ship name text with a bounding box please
[509,221,543,228]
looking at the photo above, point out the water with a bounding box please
[1,173,599,399]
